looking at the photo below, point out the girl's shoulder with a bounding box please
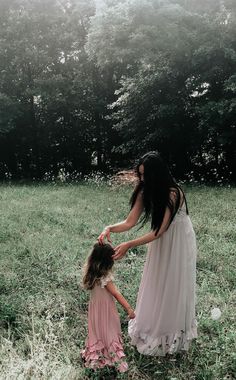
[100,272,114,288]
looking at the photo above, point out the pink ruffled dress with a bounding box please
[81,273,128,372]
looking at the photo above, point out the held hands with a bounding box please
[127,307,135,319]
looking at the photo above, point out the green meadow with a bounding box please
[0,182,235,380]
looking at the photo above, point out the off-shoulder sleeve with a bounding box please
[100,273,114,288]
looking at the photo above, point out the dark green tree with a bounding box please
[87,0,236,180]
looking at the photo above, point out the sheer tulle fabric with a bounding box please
[129,205,197,356]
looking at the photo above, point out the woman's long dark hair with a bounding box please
[130,152,188,235]
[82,243,114,290]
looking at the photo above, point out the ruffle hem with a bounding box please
[128,318,197,356]
[81,338,128,373]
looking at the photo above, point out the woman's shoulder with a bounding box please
[169,186,185,207]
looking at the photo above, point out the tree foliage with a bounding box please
[0,0,235,181]
[89,0,236,180]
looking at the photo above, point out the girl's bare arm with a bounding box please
[105,281,135,319]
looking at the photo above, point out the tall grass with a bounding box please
[0,182,235,379]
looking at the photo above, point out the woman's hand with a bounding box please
[113,242,131,260]
[98,227,111,245]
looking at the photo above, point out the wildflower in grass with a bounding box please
[58,168,66,182]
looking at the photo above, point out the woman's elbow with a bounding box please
[125,220,135,230]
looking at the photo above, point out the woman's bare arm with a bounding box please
[98,192,143,243]
[129,205,171,247]
[112,206,172,260]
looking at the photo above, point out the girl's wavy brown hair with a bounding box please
[82,243,114,290]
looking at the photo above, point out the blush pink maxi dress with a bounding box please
[128,203,197,355]
[82,273,128,372]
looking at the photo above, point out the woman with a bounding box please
[98,152,197,356]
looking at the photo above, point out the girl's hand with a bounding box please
[98,227,111,245]
[113,242,130,260]
[127,308,135,319]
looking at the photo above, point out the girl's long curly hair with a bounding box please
[82,243,114,290]
[130,151,188,235]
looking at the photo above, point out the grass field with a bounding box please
[0,182,235,380]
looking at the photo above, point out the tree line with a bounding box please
[0,0,235,182]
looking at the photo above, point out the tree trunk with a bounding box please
[27,63,40,177]
[94,110,102,168]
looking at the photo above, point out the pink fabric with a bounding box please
[82,275,128,372]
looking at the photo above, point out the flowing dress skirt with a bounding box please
[82,282,128,372]
[128,207,197,356]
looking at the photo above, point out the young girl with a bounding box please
[81,243,135,373]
